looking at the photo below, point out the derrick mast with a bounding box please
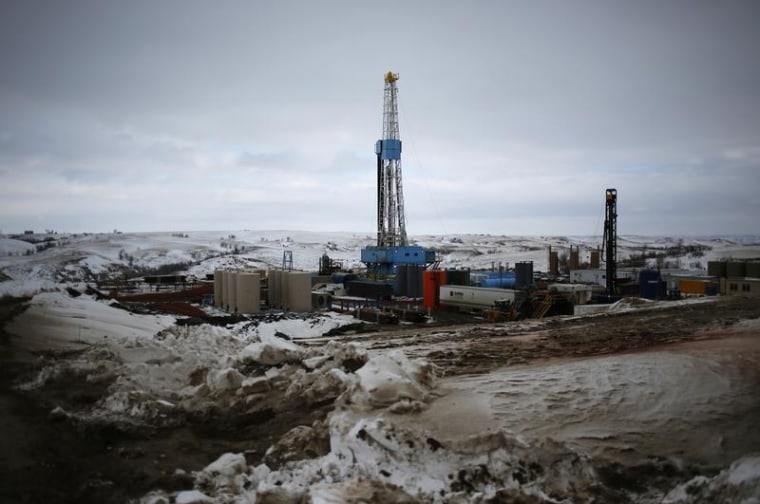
[602,188,617,296]
[361,72,436,276]
[374,71,407,247]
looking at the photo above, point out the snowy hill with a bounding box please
[2,231,759,297]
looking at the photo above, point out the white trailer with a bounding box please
[439,285,515,310]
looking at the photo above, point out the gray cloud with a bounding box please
[1,0,759,235]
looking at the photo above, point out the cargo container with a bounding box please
[439,285,515,310]
[679,279,712,296]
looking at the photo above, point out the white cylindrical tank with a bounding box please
[288,271,312,312]
[214,270,224,308]
[236,272,260,314]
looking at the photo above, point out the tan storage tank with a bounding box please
[550,251,559,275]
[590,250,600,269]
[280,271,290,310]
[214,270,224,308]
[225,271,237,312]
[288,272,312,312]
[569,246,580,270]
[236,273,261,314]
[269,270,280,309]
[220,270,228,309]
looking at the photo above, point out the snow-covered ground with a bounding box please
[2,231,760,503]
[3,231,758,298]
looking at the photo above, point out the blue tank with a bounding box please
[480,277,516,288]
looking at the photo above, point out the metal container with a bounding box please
[569,247,580,270]
[590,250,600,269]
[727,262,746,278]
[445,269,470,286]
[707,261,727,278]
[395,265,409,296]
[214,270,224,308]
[406,265,423,298]
[346,280,394,299]
[287,272,312,312]
[225,271,237,312]
[423,270,446,308]
[280,271,290,310]
[236,272,261,314]
[480,276,516,288]
[269,270,280,308]
[639,269,664,300]
[515,261,534,289]
[550,251,559,275]
[746,262,760,278]
[439,285,515,310]
[679,279,710,296]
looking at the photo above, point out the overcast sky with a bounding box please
[1,1,759,236]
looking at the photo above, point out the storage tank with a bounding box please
[445,269,470,286]
[746,262,760,278]
[707,261,727,278]
[423,270,446,308]
[550,251,559,275]
[569,246,580,270]
[346,280,394,299]
[225,271,237,312]
[407,265,423,298]
[480,276,516,288]
[214,270,224,308]
[590,250,600,269]
[515,261,534,289]
[236,273,261,314]
[280,271,290,310]
[480,271,516,289]
[727,262,746,278]
[268,270,278,308]
[287,272,312,312]
[639,269,663,300]
[395,265,409,296]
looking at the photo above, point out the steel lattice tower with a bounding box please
[602,188,618,296]
[374,71,407,247]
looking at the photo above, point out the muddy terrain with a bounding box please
[1,295,758,503]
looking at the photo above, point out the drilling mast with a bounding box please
[361,72,435,275]
[602,188,617,296]
[375,71,407,247]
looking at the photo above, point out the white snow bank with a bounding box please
[5,291,175,352]
[347,350,437,411]
[663,454,760,503]
[0,237,36,256]
[248,312,358,340]
[248,413,592,503]
[239,330,304,365]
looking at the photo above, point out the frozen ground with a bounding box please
[1,231,760,503]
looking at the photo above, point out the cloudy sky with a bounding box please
[1,1,759,236]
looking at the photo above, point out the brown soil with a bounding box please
[1,295,758,503]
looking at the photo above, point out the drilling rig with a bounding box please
[361,72,436,275]
[601,188,618,296]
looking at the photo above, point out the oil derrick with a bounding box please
[602,188,617,295]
